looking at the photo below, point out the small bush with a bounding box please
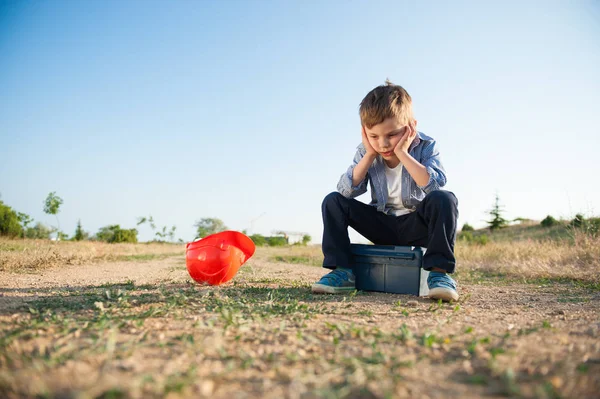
[569,215,600,238]
[25,222,52,239]
[581,217,600,238]
[458,231,473,242]
[266,236,287,247]
[462,223,474,232]
[302,234,312,245]
[250,234,267,246]
[458,231,488,245]
[571,214,585,228]
[0,201,23,238]
[476,234,489,245]
[95,225,138,243]
[541,215,558,227]
[113,228,137,243]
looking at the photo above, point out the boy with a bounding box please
[312,80,459,301]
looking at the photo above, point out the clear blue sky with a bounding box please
[1,0,599,243]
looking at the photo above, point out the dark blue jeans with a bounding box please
[321,190,459,273]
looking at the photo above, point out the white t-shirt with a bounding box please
[384,162,412,217]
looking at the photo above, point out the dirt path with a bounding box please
[1,256,599,398]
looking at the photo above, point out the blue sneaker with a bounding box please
[311,268,355,294]
[427,272,459,302]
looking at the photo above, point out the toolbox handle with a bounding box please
[388,253,415,260]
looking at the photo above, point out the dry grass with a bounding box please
[3,233,599,285]
[257,245,325,267]
[456,232,600,284]
[0,238,184,273]
[259,235,600,285]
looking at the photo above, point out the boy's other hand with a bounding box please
[394,122,417,155]
[361,126,378,157]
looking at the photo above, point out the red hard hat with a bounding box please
[185,231,256,286]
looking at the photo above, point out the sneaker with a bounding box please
[427,271,459,302]
[311,268,355,294]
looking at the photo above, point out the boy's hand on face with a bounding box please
[361,126,378,157]
[394,122,417,156]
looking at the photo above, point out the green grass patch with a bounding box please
[466,223,573,243]
[524,276,600,291]
[114,252,181,262]
[270,255,323,267]
[455,269,600,291]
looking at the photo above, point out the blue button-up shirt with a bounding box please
[337,131,447,214]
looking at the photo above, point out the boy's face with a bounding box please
[364,117,410,160]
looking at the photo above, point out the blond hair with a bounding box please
[359,79,414,128]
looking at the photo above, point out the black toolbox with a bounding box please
[350,244,429,296]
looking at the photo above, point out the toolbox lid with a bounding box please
[350,244,422,259]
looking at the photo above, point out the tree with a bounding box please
[148,216,156,232]
[168,226,177,242]
[74,219,89,241]
[136,216,148,226]
[194,218,227,239]
[57,231,69,240]
[301,234,312,245]
[17,212,33,237]
[43,192,64,237]
[137,215,177,242]
[0,200,23,238]
[156,226,168,241]
[486,193,509,231]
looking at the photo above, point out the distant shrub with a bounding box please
[194,217,226,239]
[458,231,488,245]
[301,234,312,245]
[577,217,600,238]
[458,231,473,242]
[25,222,52,239]
[476,234,489,245]
[73,219,89,241]
[250,234,267,246]
[462,223,474,232]
[57,231,69,241]
[541,215,558,227]
[587,218,600,237]
[266,236,287,247]
[567,214,599,238]
[571,214,585,228]
[250,234,295,247]
[0,201,23,238]
[95,225,138,243]
[113,228,137,243]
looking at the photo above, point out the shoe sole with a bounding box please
[311,283,355,294]
[428,287,459,302]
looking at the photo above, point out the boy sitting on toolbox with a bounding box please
[312,80,459,301]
